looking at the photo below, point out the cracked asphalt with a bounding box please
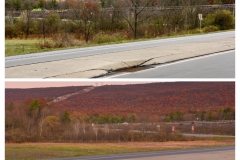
[5,33,235,78]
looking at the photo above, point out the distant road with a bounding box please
[5,31,234,68]
[49,146,235,160]
[108,50,235,78]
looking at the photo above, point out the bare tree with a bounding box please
[72,118,81,140]
[92,123,99,142]
[67,0,100,43]
[39,107,51,137]
[22,1,33,38]
[116,0,160,39]
[80,119,87,141]
[103,124,109,141]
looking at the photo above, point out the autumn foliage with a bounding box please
[6,82,235,115]
[5,82,235,143]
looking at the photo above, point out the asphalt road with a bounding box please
[5,31,234,68]
[48,146,235,160]
[108,50,235,78]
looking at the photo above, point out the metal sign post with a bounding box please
[198,14,203,33]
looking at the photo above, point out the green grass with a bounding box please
[5,143,154,160]
[5,29,234,57]
[5,139,235,160]
[5,39,62,56]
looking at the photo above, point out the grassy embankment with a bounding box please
[5,138,235,160]
[5,30,227,57]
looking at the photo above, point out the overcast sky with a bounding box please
[5,81,154,89]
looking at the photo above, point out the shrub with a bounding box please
[5,26,15,39]
[203,10,235,30]
[155,132,167,142]
[38,34,82,49]
[52,34,81,48]
[38,41,54,49]
[203,25,219,33]
[92,32,127,44]
[164,117,171,122]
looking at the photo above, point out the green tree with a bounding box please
[223,107,232,120]
[175,110,184,121]
[129,114,136,123]
[61,111,71,123]
[164,117,171,122]
[120,116,126,123]
[208,111,213,121]
[28,99,42,117]
[45,12,61,35]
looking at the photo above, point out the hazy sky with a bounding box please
[5,81,153,89]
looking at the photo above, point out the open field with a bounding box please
[5,139,235,160]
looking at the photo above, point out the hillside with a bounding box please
[5,86,91,102]
[6,82,234,115]
[54,82,234,115]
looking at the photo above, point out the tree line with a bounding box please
[5,0,235,48]
[5,0,236,11]
[5,98,234,143]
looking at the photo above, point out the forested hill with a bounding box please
[6,82,235,115]
[54,82,234,114]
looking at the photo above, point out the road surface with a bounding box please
[48,146,235,160]
[107,50,235,78]
[5,31,234,68]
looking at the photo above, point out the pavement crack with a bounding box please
[122,61,130,67]
[139,58,157,66]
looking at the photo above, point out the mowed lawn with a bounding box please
[5,140,235,160]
